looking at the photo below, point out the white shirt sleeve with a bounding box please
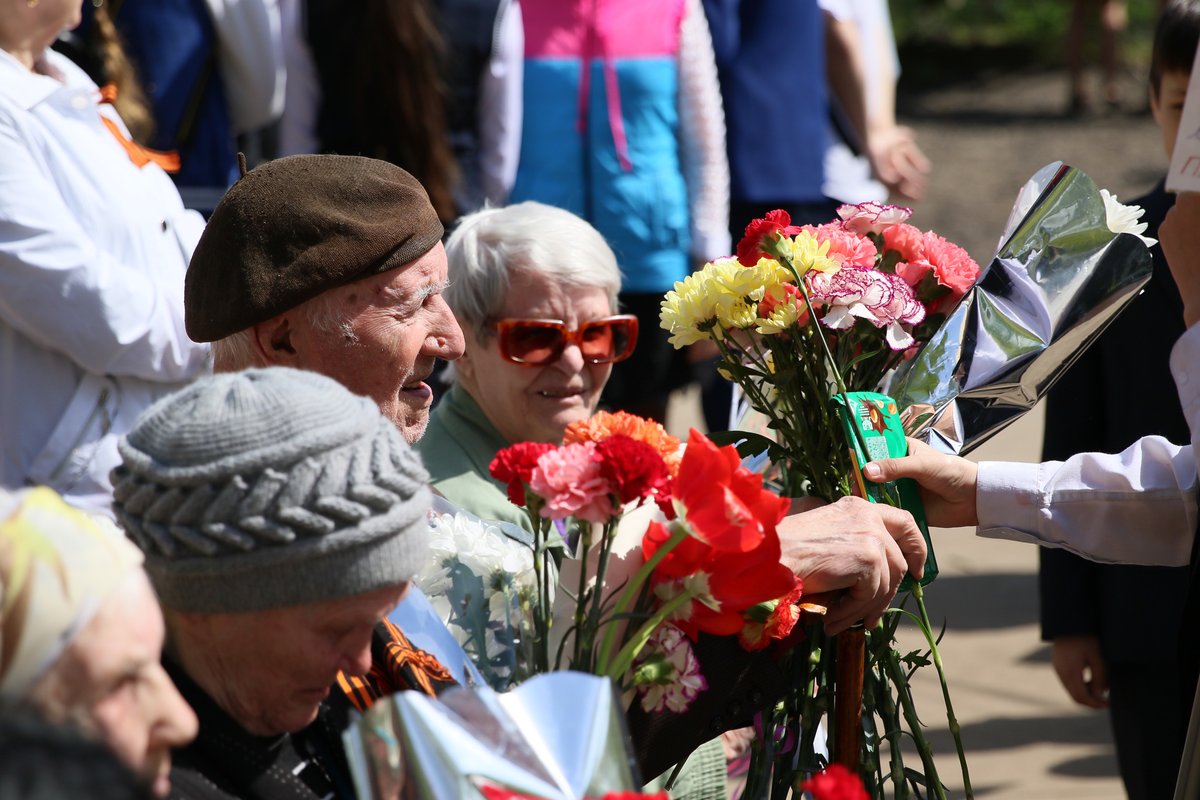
[204,0,286,133]
[277,0,319,155]
[676,0,731,264]
[480,0,524,206]
[818,0,853,21]
[0,118,206,382]
[973,323,1200,566]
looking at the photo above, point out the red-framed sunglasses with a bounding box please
[494,315,639,366]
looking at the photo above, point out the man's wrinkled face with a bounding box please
[287,243,465,443]
[30,571,198,799]
[174,583,410,737]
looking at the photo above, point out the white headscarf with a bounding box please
[0,487,143,702]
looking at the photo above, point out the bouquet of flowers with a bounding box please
[488,411,804,718]
[659,200,973,797]
[659,163,1154,798]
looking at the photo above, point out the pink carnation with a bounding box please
[919,231,980,296]
[634,625,708,714]
[886,226,980,308]
[837,201,912,235]
[882,223,926,269]
[528,441,615,523]
[802,222,877,268]
[808,266,925,349]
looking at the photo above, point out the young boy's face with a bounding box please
[1152,69,1190,160]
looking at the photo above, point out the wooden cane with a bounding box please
[833,622,866,770]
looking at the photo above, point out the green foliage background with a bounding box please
[890,0,1161,90]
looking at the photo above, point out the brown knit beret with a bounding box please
[184,154,444,342]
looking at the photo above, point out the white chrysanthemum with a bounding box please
[1100,189,1156,247]
[413,510,538,689]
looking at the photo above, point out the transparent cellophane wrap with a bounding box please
[343,671,643,800]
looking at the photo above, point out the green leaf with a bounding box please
[705,429,786,462]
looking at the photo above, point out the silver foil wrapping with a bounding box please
[888,161,1154,455]
[343,671,640,799]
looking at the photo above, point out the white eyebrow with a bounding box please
[381,279,450,307]
[412,279,451,303]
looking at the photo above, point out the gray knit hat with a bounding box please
[110,367,432,614]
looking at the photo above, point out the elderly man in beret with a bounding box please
[182,154,927,776]
[0,486,198,798]
[111,366,455,799]
[185,155,462,446]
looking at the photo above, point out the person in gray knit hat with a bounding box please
[112,366,432,614]
[111,366,456,800]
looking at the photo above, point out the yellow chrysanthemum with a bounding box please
[661,258,770,347]
[716,299,760,330]
[660,261,738,346]
[756,302,801,335]
[711,256,769,300]
[749,257,796,289]
[778,232,838,277]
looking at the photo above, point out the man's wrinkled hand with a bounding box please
[778,496,925,634]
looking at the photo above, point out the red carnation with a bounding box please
[489,442,555,505]
[736,209,801,266]
[800,764,869,800]
[596,435,671,505]
[738,577,804,651]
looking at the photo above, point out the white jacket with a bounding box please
[0,49,210,517]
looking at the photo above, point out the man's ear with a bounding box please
[251,314,298,364]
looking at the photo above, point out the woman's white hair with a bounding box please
[444,202,622,339]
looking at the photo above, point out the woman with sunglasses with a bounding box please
[417,201,635,531]
[419,200,730,800]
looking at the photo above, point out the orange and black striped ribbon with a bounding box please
[338,618,458,712]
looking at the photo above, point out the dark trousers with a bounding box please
[1107,661,1189,800]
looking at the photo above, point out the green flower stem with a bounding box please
[595,525,690,675]
[867,654,909,800]
[880,642,944,800]
[603,589,694,682]
[572,521,594,668]
[912,582,973,798]
[582,520,619,670]
[519,500,552,674]
[798,624,833,769]
[526,511,551,674]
